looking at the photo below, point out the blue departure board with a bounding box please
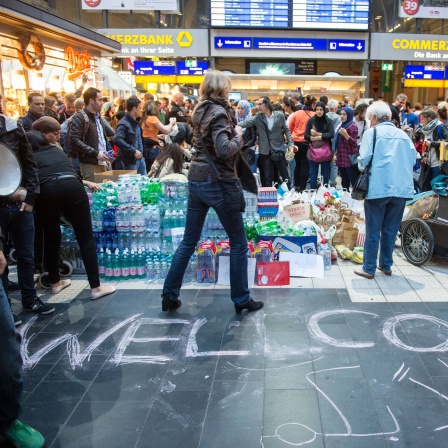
[210,0,370,30]
[133,61,176,76]
[210,0,289,28]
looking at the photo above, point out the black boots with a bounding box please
[234,299,264,314]
[161,297,182,312]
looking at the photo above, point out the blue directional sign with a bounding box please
[253,38,327,51]
[214,37,252,49]
[176,61,208,75]
[133,61,175,76]
[405,65,445,80]
[328,40,365,52]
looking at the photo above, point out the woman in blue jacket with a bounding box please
[355,102,416,279]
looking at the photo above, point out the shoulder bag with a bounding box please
[351,127,377,201]
[309,123,332,163]
[350,121,366,165]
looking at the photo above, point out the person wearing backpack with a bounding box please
[69,88,110,181]
[113,96,146,175]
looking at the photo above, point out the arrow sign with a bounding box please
[214,37,252,49]
[405,65,444,80]
[328,39,365,52]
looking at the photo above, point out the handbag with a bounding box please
[309,140,332,163]
[270,150,285,162]
[417,162,431,192]
[351,127,377,201]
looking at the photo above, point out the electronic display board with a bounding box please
[210,0,370,30]
[133,61,176,75]
[176,61,209,75]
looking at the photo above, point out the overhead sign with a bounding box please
[133,61,175,75]
[83,0,178,11]
[382,63,393,71]
[214,37,252,49]
[328,40,365,52]
[176,61,208,75]
[214,37,365,53]
[97,29,208,57]
[371,33,448,62]
[210,0,369,30]
[405,65,444,80]
[399,0,448,19]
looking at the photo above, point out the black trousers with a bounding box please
[258,154,290,188]
[34,178,100,288]
[339,166,360,190]
[294,142,310,191]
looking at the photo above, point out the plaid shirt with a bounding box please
[336,122,358,168]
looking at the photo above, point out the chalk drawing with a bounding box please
[383,314,448,353]
[434,425,448,432]
[227,357,322,372]
[20,314,143,370]
[218,382,248,408]
[392,362,405,381]
[160,380,176,393]
[262,364,400,447]
[308,309,379,348]
[398,367,411,382]
[186,318,250,358]
[438,358,448,369]
[111,318,190,366]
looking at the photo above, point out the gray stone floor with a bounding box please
[2,256,448,448]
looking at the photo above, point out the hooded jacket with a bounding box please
[188,99,244,181]
[0,115,39,206]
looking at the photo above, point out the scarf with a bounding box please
[335,106,355,149]
[236,100,251,123]
[313,101,328,133]
[421,118,439,137]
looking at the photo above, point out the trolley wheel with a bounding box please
[60,260,73,277]
[38,272,52,289]
[9,248,17,264]
[401,218,434,266]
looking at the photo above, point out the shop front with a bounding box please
[0,0,122,115]
[97,28,209,98]
[210,29,369,102]
[370,33,448,104]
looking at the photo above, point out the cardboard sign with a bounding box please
[283,202,311,223]
[217,257,256,286]
[256,262,290,286]
[278,252,324,278]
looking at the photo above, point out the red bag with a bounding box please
[309,141,332,163]
[256,262,290,286]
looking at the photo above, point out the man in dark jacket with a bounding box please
[113,96,146,174]
[69,87,110,181]
[17,93,45,132]
[0,114,54,319]
[0,229,45,447]
[167,93,188,123]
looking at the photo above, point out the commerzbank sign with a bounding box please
[371,33,448,61]
[97,29,208,57]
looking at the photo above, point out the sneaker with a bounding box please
[13,313,22,327]
[22,297,55,315]
[3,419,45,448]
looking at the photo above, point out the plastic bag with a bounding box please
[405,194,439,221]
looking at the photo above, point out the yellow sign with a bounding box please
[392,39,448,51]
[404,79,445,88]
[135,75,204,84]
[176,32,193,48]
[177,75,204,84]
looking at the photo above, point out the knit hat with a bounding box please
[32,116,61,133]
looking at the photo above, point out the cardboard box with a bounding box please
[94,170,137,183]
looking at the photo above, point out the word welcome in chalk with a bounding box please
[20,310,448,370]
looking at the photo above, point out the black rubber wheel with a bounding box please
[401,218,434,266]
[8,248,17,264]
[59,260,73,277]
[38,272,52,289]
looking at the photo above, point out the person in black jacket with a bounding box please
[69,88,110,181]
[0,113,54,318]
[161,70,263,315]
[167,93,188,123]
[113,96,146,174]
[17,92,45,132]
[28,119,117,301]
[0,230,45,447]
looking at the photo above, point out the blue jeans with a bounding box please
[330,160,338,186]
[0,282,23,431]
[309,160,331,189]
[250,154,258,174]
[162,179,250,305]
[116,158,147,175]
[363,197,406,275]
[288,157,296,188]
[0,203,37,304]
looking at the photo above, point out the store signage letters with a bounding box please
[371,33,448,61]
[65,46,91,80]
